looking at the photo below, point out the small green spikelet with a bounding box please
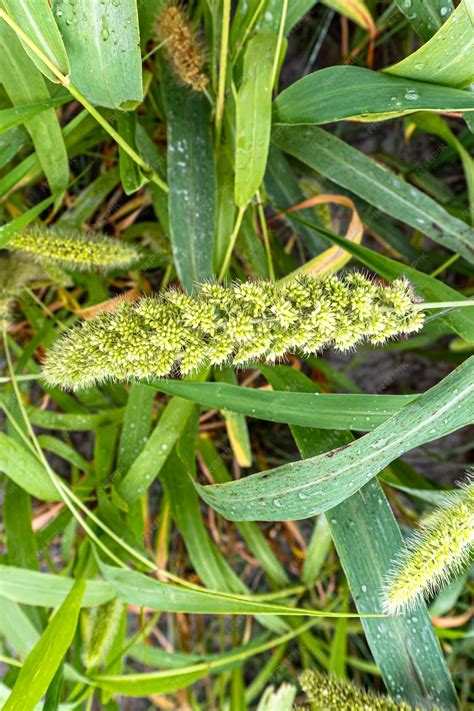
[382,477,474,615]
[298,670,424,710]
[82,598,124,670]
[8,225,139,272]
[43,273,424,390]
[0,253,44,330]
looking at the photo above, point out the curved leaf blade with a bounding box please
[151,379,418,431]
[394,0,454,41]
[386,0,474,88]
[273,66,474,125]
[161,66,216,291]
[197,357,474,520]
[53,0,143,109]
[2,0,70,82]
[235,31,278,207]
[2,581,84,711]
[273,125,474,264]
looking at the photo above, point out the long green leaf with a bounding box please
[152,379,418,431]
[273,125,474,264]
[0,21,69,195]
[386,0,474,88]
[285,0,318,34]
[235,31,278,207]
[0,433,59,501]
[100,562,369,618]
[329,482,458,710]
[161,66,216,291]
[0,566,114,607]
[273,66,474,125]
[394,0,454,40]
[197,357,474,520]
[2,0,70,82]
[0,96,70,136]
[263,366,458,710]
[3,581,84,711]
[53,0,143,109]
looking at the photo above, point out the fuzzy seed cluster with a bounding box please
[9,226,139,272]
[43,273,424,390]
[82,599,123,670]
[156,5,208,91]
[0,253,43,329]
[299,671,421,710]
[383,479,474,615]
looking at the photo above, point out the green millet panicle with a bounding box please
[82,598,124,670]
[382,478,474,615]
[43,273,424,390]
[0,253,43,330]
[9,225,139,271]
[299,670,423,710]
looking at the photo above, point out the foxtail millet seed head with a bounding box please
[82,598,124,670]
[382,478,474,615]
[155,4,208,91]
[9,226,139,272]
[299,670,423,710]
[43,273,424,390]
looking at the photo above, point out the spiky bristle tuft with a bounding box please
[382,477,474,615]
[43,273,424,390]
[155,4,208,91]
[9,225,139,272]
[299,670,422,710]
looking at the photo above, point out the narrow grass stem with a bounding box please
[0,10,168,194]
[218,206,246,281]
[0,374,41,383]
[256,191,275,281]
[430,253,461,278]
[232,0,267,61]
[416,300,474,309]
[271,0,289,89]
[215,0,231,146]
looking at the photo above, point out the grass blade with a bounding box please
[394,0,454,40]
[152,379,418,431]
[2,581,84,711]
[2,0,70,82]
[100,562,371,618]
[329,482,458,710]
[197,357,474,520]
[235,31,278,207]
[0,96,70,135]
[0,566,114,607]
[386,0,474,88]
[0,22,69,195]
[273,66,474,124]
[273,125,474,264]
[263,366,458,710]
[161,66,216,291]
[54,0,143,108]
